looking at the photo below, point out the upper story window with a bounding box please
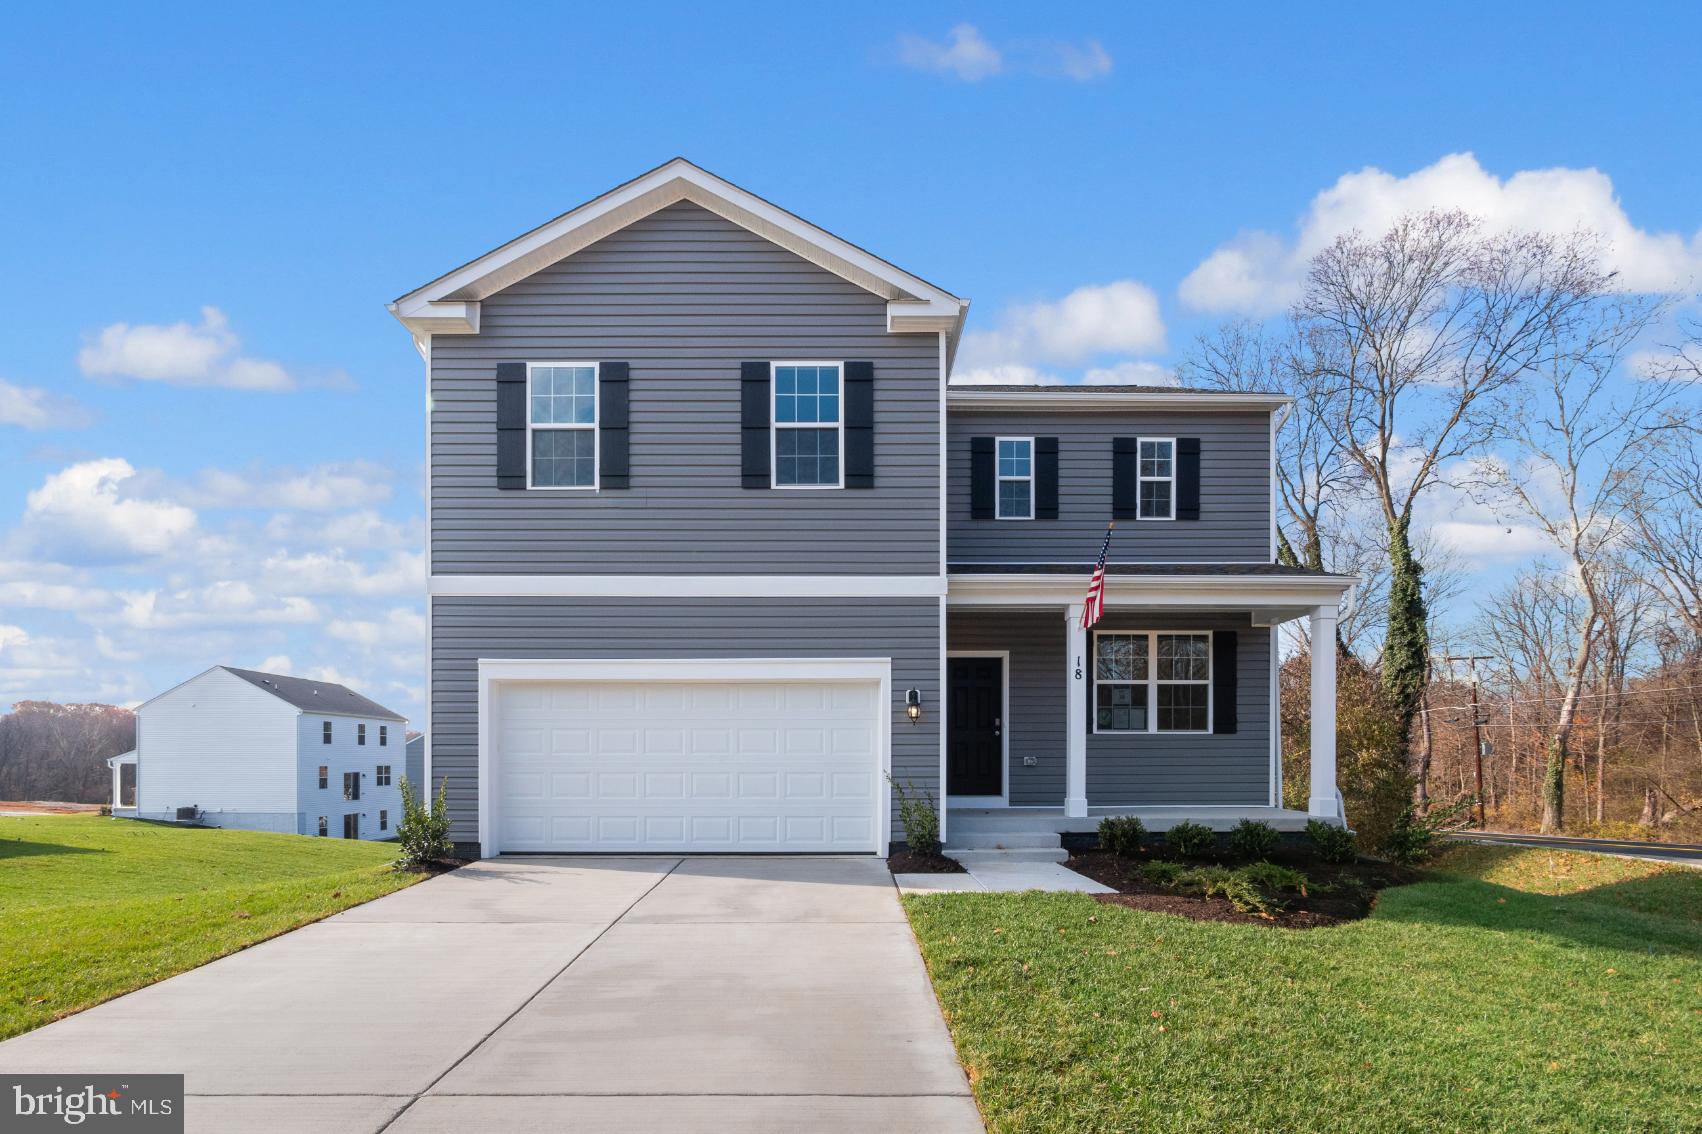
[379,725,388,747]
[529,363,598,489]
[1093,631,1212,734]
[321,721,332,744]
[357,723,367,746]
[996,438,1034,520]
[1138,438,1175,519]
[772,363,842,488]
[375,765,392,787]
[317,765,328,790]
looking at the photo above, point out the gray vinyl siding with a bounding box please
[431,596,942,846]
[429,202,942,575]
[947,609,1065,805]
[947,609,1272,806]
[947,410,1272,563]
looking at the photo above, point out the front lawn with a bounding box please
[0,815,423,1040]
[904,844,1701,1133]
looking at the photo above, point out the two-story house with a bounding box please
[121,666,408,840]
[391,159,1353,860]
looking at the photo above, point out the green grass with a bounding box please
[904,846,1702,1133]
[0,815,422,1040]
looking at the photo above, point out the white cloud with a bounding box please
[327,607,427,649]
[170,462,397,512]
[1083,361,1178,387]
[264,509,418,550]
[258,549,425,597]
[960,281,1166,370]
[895,24,1111,82]
[950,360,1179,388]
[113,582,319,631]
[0,378,93,430]
[256,655,293,673]
[77,306,297,391]
[950,364,1061,387]
[1180,153,1702,315]
[21,458,198,564]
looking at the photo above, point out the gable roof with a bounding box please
[390,157,968,359]
[222,667,406,722]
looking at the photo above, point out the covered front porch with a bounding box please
[942,565,1355,848]
[106,749,137,815]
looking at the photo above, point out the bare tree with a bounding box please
[1298,212,1616,741]
[1492,284,1683,830]
[1631,432,1702,638]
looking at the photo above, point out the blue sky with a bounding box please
[2,3,1700,715]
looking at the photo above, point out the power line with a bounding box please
[1421,681,1702,715]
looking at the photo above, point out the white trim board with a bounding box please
[475,657,893,860]
[948,389,1292,411]
[431,575,948,598]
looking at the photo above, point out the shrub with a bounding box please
[1240,861,1309,894]
[1175,865,1270,914]
[888,777,941,857]
[1227,819,1280,861]
[396,776,453,868]
[1097,815,1147,857]
[1141,860,1186,887]
[1164,820,1216,858]
[1304,819,1358,864]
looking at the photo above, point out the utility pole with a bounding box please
[1437,654,1496,829]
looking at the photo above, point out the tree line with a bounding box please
[0,702,136,804]
[1184,210,1702,841]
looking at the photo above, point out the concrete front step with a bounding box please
[947,848,1069,864]
[943,830,1063,850]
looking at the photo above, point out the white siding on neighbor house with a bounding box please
[136,669,299,823]
[296,715,406,840]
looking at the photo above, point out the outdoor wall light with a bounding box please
[905,688,923,725]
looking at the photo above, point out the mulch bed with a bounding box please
[1066,849,1416,929]
[888,849,967,874]
[398,856,471,877]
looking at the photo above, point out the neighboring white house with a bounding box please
[122,666,408,840]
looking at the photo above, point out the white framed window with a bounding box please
[357,723,366,746]
[995,437,1034,520]
[528,362,598,490]
[1092,630,1212,734]
[1138,437,1175,519]
[772,361,843,488]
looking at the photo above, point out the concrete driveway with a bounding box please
[0,857,981,1133]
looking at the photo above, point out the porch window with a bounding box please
[1093,631,1212,734]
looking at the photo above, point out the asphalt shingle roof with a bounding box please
[222,667,406,722]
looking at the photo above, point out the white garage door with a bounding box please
[495,679,881,853]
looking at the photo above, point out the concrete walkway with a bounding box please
[0,857,981,1133]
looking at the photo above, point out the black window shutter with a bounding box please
[1177,438,1202,520]
[844,360,874,489]
[1212,630,1238,734]
[1111,437,1138,518]
[740,362,771,488]
[599,362,630,489]
[969,436,995,518]
[1035,437,1059,519]
[495,363,527,490]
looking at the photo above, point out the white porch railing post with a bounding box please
[1065,604,1089,818]
[1308,603,1341,821]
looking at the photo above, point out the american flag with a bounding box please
[1082,522,1115,630]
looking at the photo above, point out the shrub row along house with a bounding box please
[389,158,1356,860]
[109,666,408,840]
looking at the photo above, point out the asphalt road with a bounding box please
[1449,830,1702,866]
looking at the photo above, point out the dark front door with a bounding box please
[948,657,1003,796]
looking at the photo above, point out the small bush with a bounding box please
[1141,860,1186,887]
[888,777,941,857]
[1227,819,1281,861]
[1097,815,1147,857]
[98,805,112,817]
[1164,820,1216,858]
[1176,865,1270,914]
[1240,861,1309,894]
[396,776,453,868]
[1304,819,1358,864]
[1380,807,1433,865]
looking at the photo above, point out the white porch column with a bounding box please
[111,760,121,810]
[1308,603,1341,821]
[1065,603,1088,818]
